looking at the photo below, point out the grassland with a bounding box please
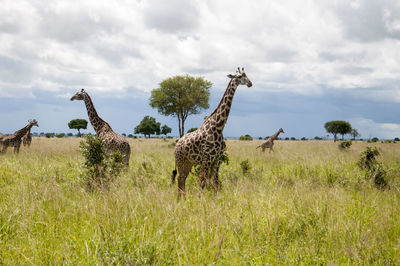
[0,138,399,264]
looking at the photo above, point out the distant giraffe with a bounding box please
[70,89,131,166]
[257,128,284,153]
[22,129,33,147]
[172,68,253,199]
[0,120,39,154]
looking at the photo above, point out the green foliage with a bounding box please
[68,119,88,137]
[324,120,352,141]
[56,133,65,138]
[338,140,352,150]
[350,128,360,140]
[149,75,212,137]
[160,124,172,136]
[45,133,54,138]
[134,116,161,138]
[239,134,253,141]
[79,135,123,190]
[357,147,388,189]
[187,127,198,133]
[221,150,229,165]
[240,159,251,174]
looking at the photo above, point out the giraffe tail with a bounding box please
[256,145,261,149]
[171,165,177,185]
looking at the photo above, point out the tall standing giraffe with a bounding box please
[22,128,33,147]
[172,68,253,199]
[0,120,39,153]
[70,89,131,166]
[256,128,284,153]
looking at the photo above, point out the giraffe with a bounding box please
[22,128,33,147]
[0,120,39,154]
[256,128,284,153]
[172,67,253,199]
[70,89,131,166]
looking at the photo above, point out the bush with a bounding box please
[394,137,400,142]
[357,147,388,189]
[56,133,65,138]
[221,150,229,165]
[79,135,124,191]
[338,140,352,150]
[368,137,379,143]
[239,135,253,141]
[358,147,380,171]
[45,133,54,138]
[301,137,307,141]
[240,159,251,174]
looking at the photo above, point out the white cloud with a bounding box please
[350,117,400,139]
[0,0,399,136]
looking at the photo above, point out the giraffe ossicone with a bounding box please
[70,89,131,166]
[172,67,253,199]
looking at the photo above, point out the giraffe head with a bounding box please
[227,67,253,87]
[279,128,284,134]
[29,119,39,127]
[70,89,87,101]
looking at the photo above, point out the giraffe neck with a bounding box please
[14,124,34,138]
[84,93,111,134]
[269,130,282,141]
[202,79,239,132]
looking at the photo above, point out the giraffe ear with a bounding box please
[227,74,235,79]
[81,88,84,92]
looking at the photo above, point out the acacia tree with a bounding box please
[351,128,360,140]
[161,124,172,137]
[134,116,161,138]
[68,119,88,137]
[324,120,352,141]
[149,75,212,137]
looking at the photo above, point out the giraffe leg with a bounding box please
[199,158,212,197]
[177,161,192,200]
[14,143,21,153]
[212,160,222,193]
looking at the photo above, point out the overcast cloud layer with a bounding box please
[0,0,400,139]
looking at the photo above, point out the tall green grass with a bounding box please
[0,138,399,264]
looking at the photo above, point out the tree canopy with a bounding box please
[149,75,212,137]
[161,124,172,136]
[324,120,352,141]
[134,116,161,138]
[68,119,88,137]
[350,128,360,140]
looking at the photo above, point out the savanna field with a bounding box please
[0,138,399,264]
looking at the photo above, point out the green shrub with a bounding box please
[45,133,54,138]
[56,133,65,138]
[79,135,124,191]
[221,150,229,165]
[338,140,352,150]
[357,147,388,189]
[240,159,251,174]
[239,135,253,141]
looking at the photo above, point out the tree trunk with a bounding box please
[181,118,185,138]
[78,129,81,137]
[178,115,183,138]
[334,134,337,142]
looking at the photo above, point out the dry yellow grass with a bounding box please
[0,137,399,264]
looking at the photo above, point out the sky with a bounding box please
[1,0,400,139]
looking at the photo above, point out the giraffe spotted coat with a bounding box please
[71,89,131,166]
[0,120,38,154]
[172,68,253,199]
